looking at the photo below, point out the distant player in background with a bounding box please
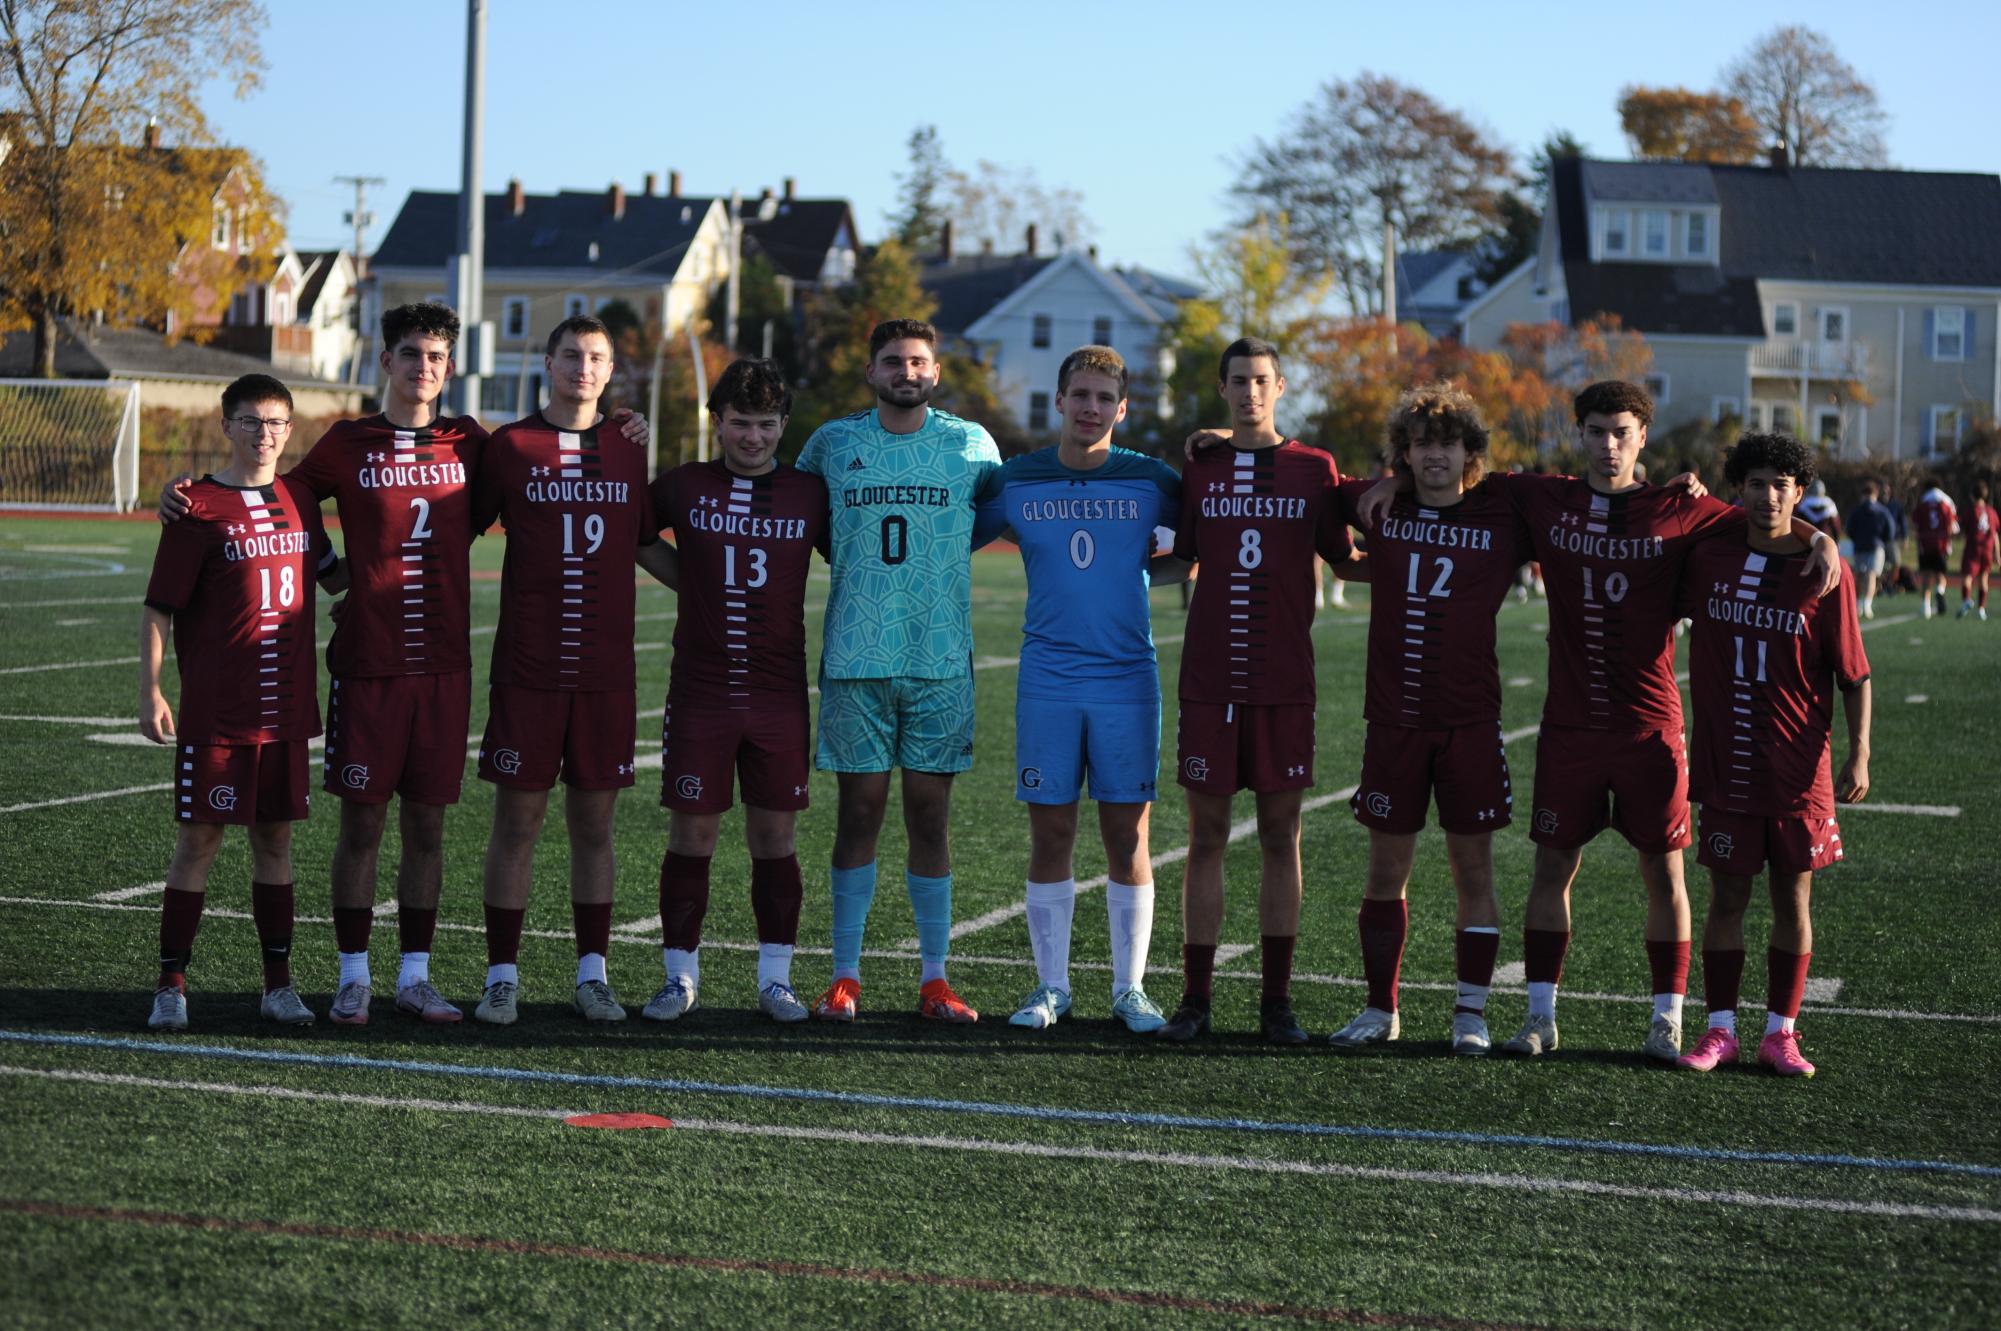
[1845,479,1895,619]
[467,316,656,1025]
[138,374,340,1029]
[1956,481,1996,620]
[1676,433,1871,1078]
[1797,480,1841,541]
[795,319,1003,1023]
[1162,338,1355,1044]
[639,359,828,1023]
[1327,384,1531,1057]
[973,346,1186,1033]
[1912,482,1957,619]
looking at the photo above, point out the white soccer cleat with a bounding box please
[328,981,371,1026]
[259,986,314,1026]
[757,981,810,1023]
[395,979,463,1024]
[1328,1007,1400,1048]
[473,980,520,1026]
[1008,983,1072,1030]
[1643,1013,1683,1063]
[1111,986,1167,1033]
[1451,1010,1491,1056]
[573,979,627,1023]
[1503,1013,1560,1056]
[642,978,698,1022]
[147,986,188,1031]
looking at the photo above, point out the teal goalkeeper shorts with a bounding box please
[816,674,976,775]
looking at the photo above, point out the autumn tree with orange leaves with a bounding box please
[1617,86,1763,163]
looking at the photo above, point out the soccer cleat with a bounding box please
[1008,983,1072,1029]
[328,981,371,1026]
[259,986,314,1026]
[147,986,188,1031]
[1643,1014,1683,1063]
[1450,1010,1491,1056]
[918,977,979,1023]
[757,981,809,1023]
[1261,1001,1309,1045]
[813,977,860,1022]
[1111,986,1167,1033]
[1757,1029,1816,1078]
[1677,1026,1741,1072]
[1328,1007,1400,1048]
[642,978,699,1022]
[1982,607,1991,622]
[473,980,519,1026]
[1503,1013,1560,1056]
[395,979,462,1025]
[1158,1002,1211,1042]
[573,979,626,1023]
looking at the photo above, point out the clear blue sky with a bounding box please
[203,0,2000,279]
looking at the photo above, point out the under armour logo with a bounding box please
[1561,512,1581,526]
[1476,808,1496,821]
[532,465,552,477]
[367,452,385,462]
[793,785,808,797]
[617,762,633,775]
[1715,581,1733,595]
[226,523,245,535]
[1286,764,1306,777]
[700,495,720,508]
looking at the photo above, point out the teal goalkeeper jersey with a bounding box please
[976,446,1180,702]
[797,406,1003,680]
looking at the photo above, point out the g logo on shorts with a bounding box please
[1183,755,1209,782]
[1019,766,1042,790]
[675,774,704,801]
[1534,808,1560,836]
[1707,831,1735,860]
[341,763,370,790]
[207,785,238,812]
[492,749,522,776]
[1366,791,1392,818]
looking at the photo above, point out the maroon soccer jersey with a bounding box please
[1174,442,1351,705]
[651,459,828,707]
[1498,474,1741,733]
[144,475,329,743]
[288,413,483,678]
[472,413,656,691]
[1914,491,1957,555]
[1679,540,1869,818]
[1340,479,1533,728]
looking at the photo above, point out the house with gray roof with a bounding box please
[1460,152,2001,459]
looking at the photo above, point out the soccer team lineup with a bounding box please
[89,296,1945,1079]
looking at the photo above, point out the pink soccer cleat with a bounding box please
[1677,1026,1740,1072]
[1757,1029,1816,1078]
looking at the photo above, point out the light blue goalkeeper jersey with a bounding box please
[975,445,1180,703]
[797,406,1002,680]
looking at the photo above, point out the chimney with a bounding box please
[783,176,796,201]
[1087,243,1099,262]
[667,169,682,198]
[756,186,776,220]
[507,178,525,217]
[940,219,955,261]
[1769,138,1790,172]
[1025,223,1038,257]
[643,171,658,196]
[143,117,161,150]
[609,180,626,219]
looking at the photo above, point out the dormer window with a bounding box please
[1602,210,1628,256]
[1641,211,1668,257]
[211,203,231,250]
[1685,212,1709,257]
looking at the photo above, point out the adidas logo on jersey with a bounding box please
[847,456,867,471]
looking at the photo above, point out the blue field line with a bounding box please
[5,1028,1998,1181]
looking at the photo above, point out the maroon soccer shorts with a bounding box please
[1175,701,1316,796]
[1696,806,1844,875]
[1528,723,1692,854]
[1352,720,1513,836]
[323,670,472,805]
[659,692,811,814]
[1961,553,1992,577]
[478,685,636,791]
[175,739,311,826]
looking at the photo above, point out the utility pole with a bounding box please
[725,189,742,354]
[333,174,384,275]
[449,0,489,417]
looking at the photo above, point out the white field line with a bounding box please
[92,881,165,903]
[8,893,1978,1024]
[4,1064,1994,1224]
[0,596,145,610]
[0,783,170,815]
[1212,942,1255,966]
[0,655,138,675]
[0,714,131,726]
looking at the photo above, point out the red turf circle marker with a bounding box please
[564,1112,674,1130]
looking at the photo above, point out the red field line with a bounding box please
[2,1198,1593,1330]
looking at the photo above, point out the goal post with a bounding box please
[0,378,142,512]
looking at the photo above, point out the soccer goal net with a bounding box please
[0,378,142,512]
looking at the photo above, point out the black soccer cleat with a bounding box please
[1158,1001,1211,1042]
[1261,1001,1309,1045]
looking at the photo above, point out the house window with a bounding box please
[1601,210,1628,256]
[1771,403,1797,433]
[1028,391,1050,431]
[1711,396,1740,425]
[273,291,293,325]
[1032,314,1052,349]
[1933,306,1966,361]
[1685,212,1709,258]
[1642,372,1670,405]
[502,297,529,340]
[1092,315,1112,346]
[481,378,517,414]
[1820,306,1847,343]
[1815,407,1842,445]
[1641,211,1669,257]
[564,294,587,319]
[1745,401,1766,430]
[1772,303,1798,336]
[211,203,231,250]
[1928,406,1961,455]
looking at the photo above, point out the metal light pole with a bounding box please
[450,0,488,417]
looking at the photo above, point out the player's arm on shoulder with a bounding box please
[607,407,650,447]
[1793,519,1840,596]
[1664,469,1710,499]
[1353,470,1409,528]
[1835,676,1872,803]
[635,538,680,591]
[1181,427,1231,462]
[137,606,175,743]
[1329,548,1371,583]
[157,473,194,523]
